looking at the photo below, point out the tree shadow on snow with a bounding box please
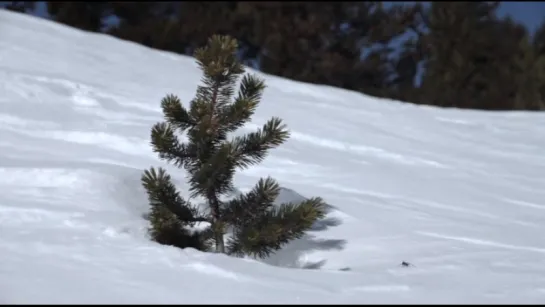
[259,187,347,270]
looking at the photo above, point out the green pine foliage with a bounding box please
[141,35,327,258]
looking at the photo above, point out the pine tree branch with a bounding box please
[161,94,194,132]
[141,167,209,224]
[221,177,280,227]
[188,143,237,198]
[196,225,216,251]
[219,74,265,132]
[142,168,212,251]
[231,117,290,170]
[150,122,195,168]
[194,35,244,106]
[148,205,212,251]
[227,197,327,258]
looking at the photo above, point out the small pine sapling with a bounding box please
[141,35,326,258]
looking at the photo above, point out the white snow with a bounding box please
[1,9,545,304]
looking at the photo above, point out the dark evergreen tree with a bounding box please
[419,2,502,109]
[385,3,428,103]
[247,2,413,97]
[527,18,545,110]
[47,2,110,32]
[34,1,543,111]
[174,2,239,55]
[37,1,428,106]
[141,35,327,258]
[512,35,545,110]
[106,2,181,50]
[170,2,424,99]
[3,1,35,13]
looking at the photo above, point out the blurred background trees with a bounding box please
[5,1,544,110]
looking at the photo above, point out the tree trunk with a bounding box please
[215,231,225,253]
[209,193,226,253]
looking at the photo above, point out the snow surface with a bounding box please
[2,10,545,304]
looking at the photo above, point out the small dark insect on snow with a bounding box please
[401,261,412,267]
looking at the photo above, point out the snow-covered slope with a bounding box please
[2,10,545,304]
